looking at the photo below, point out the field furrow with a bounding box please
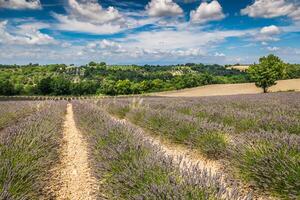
[73,101,251,200]
[95,92,300,199]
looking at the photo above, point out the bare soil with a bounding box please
[156,79,300,97]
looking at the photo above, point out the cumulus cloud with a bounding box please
[146,0,183,17]
[260,25,281,35]
[53,13,124,34]
[53,0,126,35]
[0,20,56,45]
[0,0,41,10]
[120,28,252,58]
[53,0,158,35]
[66,0,121,23]
[190,0,225,24]
[241,0,300,21]
[86,39,125,53]
[255,25,281,41]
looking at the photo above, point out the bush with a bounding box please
[234,143,300,199]
[195,132,228,159]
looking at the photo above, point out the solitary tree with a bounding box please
[248,54,285,93]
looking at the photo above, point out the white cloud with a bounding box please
[289,7,300,21]
[53,13,123,34]
[241,0,300,21]
[267,46,280,51]
[146,0,183,17]
[53,0,159,35]
[215,52,225,57]
[190,0,225,24]
[53,0,126,35]
[260,25,281,35]
[0,0,41,10]
[86,39,125,53]
[66,0,121,23]
[117,28,253,59]
[254,25,281,41]
[0,20,56,45]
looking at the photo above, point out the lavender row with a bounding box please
[95,93,300,199]
[72,101,252,200]
[0,101,40,129]
[0,101,67,199]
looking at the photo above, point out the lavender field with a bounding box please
[0,92,299,199]
[97,92,300,199]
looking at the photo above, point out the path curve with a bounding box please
[108,115,276,200]
[56,103,98,199]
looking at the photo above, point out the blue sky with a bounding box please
[0,0,300,65]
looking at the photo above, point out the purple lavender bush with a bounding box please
[0,101,67,199]
[73,101,249,200]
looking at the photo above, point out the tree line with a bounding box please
[0,55,299,96]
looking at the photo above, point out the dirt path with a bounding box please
[108,115,275,200]
[56,103,98,199]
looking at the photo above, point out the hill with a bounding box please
[156,79,300,97]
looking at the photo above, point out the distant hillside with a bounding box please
[226,65,249,72]
[156,79,300,97]
[1,62,300,96]
[0,63,249,96]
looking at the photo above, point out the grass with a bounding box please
[195,132,228,159]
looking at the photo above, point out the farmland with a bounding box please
[0,92,299,199]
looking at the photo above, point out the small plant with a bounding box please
[195,132,228,159]
[234,142,300,199]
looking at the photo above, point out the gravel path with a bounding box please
[55,103,98,200]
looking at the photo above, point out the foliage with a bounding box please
[0,78,15,95]
[234,142,300,199]
[0,62,250,96]
[248,54,286,93]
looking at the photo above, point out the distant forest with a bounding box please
[0,62,300,96]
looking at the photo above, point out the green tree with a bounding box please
[100,79,116,95]
[88,61,97,66]
[248,54,286,93]
[51,76,71,95]
[0,78,15,95]
[115,79,132,95]
[37,77,53,95]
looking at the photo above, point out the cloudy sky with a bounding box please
[0,0,300,65]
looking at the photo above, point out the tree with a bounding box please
[248,54,285,93]
[0,78,15,95]
[88,61,97,66]
[115,79,132,95]
[37,77,53,95]
[51,76,71,95]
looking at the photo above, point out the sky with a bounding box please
[0,0,300,65]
